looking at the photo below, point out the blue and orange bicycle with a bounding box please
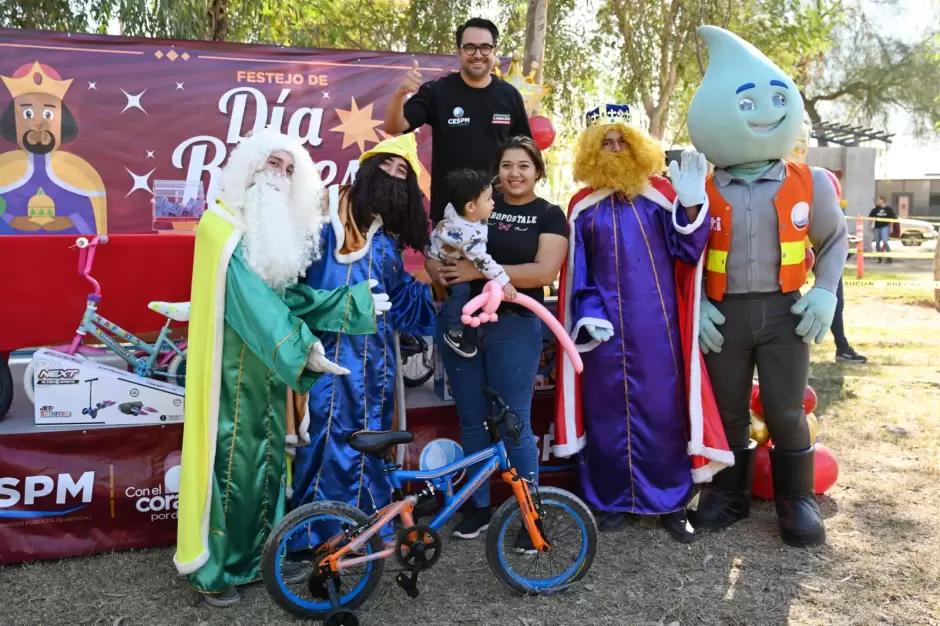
[261,386,598,625]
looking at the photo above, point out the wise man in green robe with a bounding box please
[173,129,388,606]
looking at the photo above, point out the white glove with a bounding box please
[306,342,350,375]
[585,324,613,342]
[668,149,708,208]
[368,279,391,316]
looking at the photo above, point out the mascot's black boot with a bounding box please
[690,440,757,529]
[770,446,827,547]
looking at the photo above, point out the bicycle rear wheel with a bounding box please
[262,501,385,620]
[485,486,597,595]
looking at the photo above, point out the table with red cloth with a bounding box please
[0,235,428,353]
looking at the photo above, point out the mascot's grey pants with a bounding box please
[703,290,811,451]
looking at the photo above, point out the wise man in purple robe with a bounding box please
[554,104,731,542]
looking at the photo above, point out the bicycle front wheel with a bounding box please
[486,486,597,595]
[262,501,385,620]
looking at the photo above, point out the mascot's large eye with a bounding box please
[22,108,35,120]
[738,97,756,112]
[772,93,787,108]
[42,109,55,121]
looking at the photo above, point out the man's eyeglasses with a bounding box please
[460,44,494,56]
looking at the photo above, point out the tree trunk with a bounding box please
[804,97,828,147]
[207,0,229,42]
[523,0,549,84]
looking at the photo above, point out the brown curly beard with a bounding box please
[572,124,666,198]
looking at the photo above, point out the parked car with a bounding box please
[898,219,938,246]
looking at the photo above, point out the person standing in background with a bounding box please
[830,276,867,363]
[383,16,532,355]
[382,17,532,225]
[868,196,896,264]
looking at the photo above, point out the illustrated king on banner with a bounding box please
[0,61,107,234]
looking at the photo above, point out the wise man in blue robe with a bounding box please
[291,134,437,531]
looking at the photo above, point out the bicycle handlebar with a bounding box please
[75,236,107,297]
[483,386,506,411]
[482,386,520,440]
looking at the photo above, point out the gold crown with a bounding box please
[2,62,72,100]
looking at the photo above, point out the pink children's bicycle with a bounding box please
[22,236,189,407]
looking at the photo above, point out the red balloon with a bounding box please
[750,383,763,416]
[752,446,774,500]
[805,248,816,271]
[804,386,818,415]
[529,115,556,151]
[822,168,841,198]
[814,444,839,495]
[751,444,839,500]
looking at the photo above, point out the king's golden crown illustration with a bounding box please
[2,62,73,100]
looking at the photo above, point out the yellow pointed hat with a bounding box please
[360,133,421,177]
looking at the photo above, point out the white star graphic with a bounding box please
[146,150,155,159]
[125,167,155,197]
[321,91,330,100]
[88,81,97,90]
[121,89,147,114]
[175,82,184,90]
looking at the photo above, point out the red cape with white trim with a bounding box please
[552,177,733,483]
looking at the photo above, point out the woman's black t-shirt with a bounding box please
[468,194,569,314]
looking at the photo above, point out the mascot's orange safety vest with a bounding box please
[704,161,813,301]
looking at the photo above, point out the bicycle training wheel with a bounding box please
[485,486,598,595]
[261,501,385,620]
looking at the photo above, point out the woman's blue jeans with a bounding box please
[437,311,543,508]
[874,226,891,252]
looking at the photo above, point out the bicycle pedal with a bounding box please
[394,573,420,599]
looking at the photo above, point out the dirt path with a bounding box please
[2,286,938,626]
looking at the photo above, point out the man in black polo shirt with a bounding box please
[383,17,532,225]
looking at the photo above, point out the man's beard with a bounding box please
[241,171,320,293]
[22,130,57,155]
[362,169,410,231]
[588,149,654,200]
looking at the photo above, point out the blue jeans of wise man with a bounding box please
[437,311,542,508]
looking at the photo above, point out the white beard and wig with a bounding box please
[216,129,325,293]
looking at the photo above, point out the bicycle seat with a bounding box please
[148,301,191,322]
[348,430,415,457]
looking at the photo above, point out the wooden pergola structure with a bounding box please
[811,122,894,147]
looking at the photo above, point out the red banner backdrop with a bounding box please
[0,423,184,564]
[0,29,457,350]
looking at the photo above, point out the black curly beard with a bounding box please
[22,130,57,155]
[349,155,430,252]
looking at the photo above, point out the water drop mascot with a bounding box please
[687,26,848,547]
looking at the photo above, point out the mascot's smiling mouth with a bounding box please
[747,116,786,134]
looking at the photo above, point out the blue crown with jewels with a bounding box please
[585,104,630,128]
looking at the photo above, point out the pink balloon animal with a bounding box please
[461,280,584,373]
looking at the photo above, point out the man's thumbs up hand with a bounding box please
[397,59,422,96]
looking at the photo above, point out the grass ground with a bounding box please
[2,262,938,626]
